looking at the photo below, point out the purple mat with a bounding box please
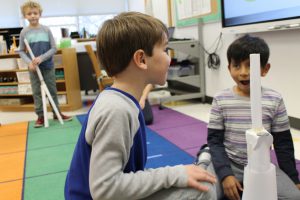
[148,105,300,180]
[148,105,207,157]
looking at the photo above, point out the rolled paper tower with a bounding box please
[250,54,262,130]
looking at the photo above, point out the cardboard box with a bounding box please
[0,58,17,70]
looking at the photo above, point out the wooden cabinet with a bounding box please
[0,48,82,111]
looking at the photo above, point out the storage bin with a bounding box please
[0,98,31,105]
[0,58,17,70]
[168,64,195,79]
[16,71,30,83]
[18,84,32,94]
[17,58,28,69]
[53,55,63,66]
[58,94,67,104]
[0,86,18,94]
[46,94,67,105]
[148,90,171,105]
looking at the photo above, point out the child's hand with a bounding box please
[222,175,243,200]
[185,165,216,192]
[28,62,37,71]
[32,57,42,65]
[296,183,300,190]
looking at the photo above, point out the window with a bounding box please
[78,14,116,37]
[39,16,78,41]
[24,14,116,41]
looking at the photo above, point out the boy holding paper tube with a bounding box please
[197,35,300,200]
[19,0,72,127]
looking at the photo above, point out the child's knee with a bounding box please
[196,182,217,200]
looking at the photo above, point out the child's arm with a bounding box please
[88,106,185,199]
[18,29,36,71]
[207,97,234,181]
[271,97,300,186]
[272,130,300,185]
[139,84,153,109]
[207,128,234,180]
[207,96,243,200]
[87,101,215,199]
[208,128,243,200]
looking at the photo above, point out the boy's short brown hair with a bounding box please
[96,12,168,77]
[21,0,43,17]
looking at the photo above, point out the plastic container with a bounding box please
[168,64,195,79]
[60,38,72,48]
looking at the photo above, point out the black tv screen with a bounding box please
[221,0,300,33]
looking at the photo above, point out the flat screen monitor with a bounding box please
[221,0,300,33]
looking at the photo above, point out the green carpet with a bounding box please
[23,118,81,200]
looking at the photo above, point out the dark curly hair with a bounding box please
[227,34,270,67]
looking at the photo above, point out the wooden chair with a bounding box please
[84,44,114,92]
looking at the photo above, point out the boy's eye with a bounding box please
[233,63,240,68]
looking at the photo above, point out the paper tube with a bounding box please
[250,54,262,129]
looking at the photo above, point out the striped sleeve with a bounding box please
[271,95,290,132]
[208,96,225,130]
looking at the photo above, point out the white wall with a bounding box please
[147,0,300,119]
[127,0,145,13]
[175,22,300,119]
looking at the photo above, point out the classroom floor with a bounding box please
[1,92,300,159]
[0,92,300,199]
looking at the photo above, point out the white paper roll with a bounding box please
[250,54,262,129]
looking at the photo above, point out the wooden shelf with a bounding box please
[0,80,65,86]
[0,69,27,72]
[0,48,82,111]
[0,103,72,112]
[0,82,18,86]
[0,91,67,97]
[0,65,64,72]
[56,80,65,83]
[55,65,63,69]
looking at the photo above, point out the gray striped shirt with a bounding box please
[19,24,56,69]
[208,87,290,166]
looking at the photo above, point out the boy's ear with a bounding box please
[133,49,147,70]
[261,63,271,77]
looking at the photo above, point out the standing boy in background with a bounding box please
[19,0,72,127]
[65,12,217,200]
[203,34,300,200]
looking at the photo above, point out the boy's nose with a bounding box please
[240,66,250,75]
